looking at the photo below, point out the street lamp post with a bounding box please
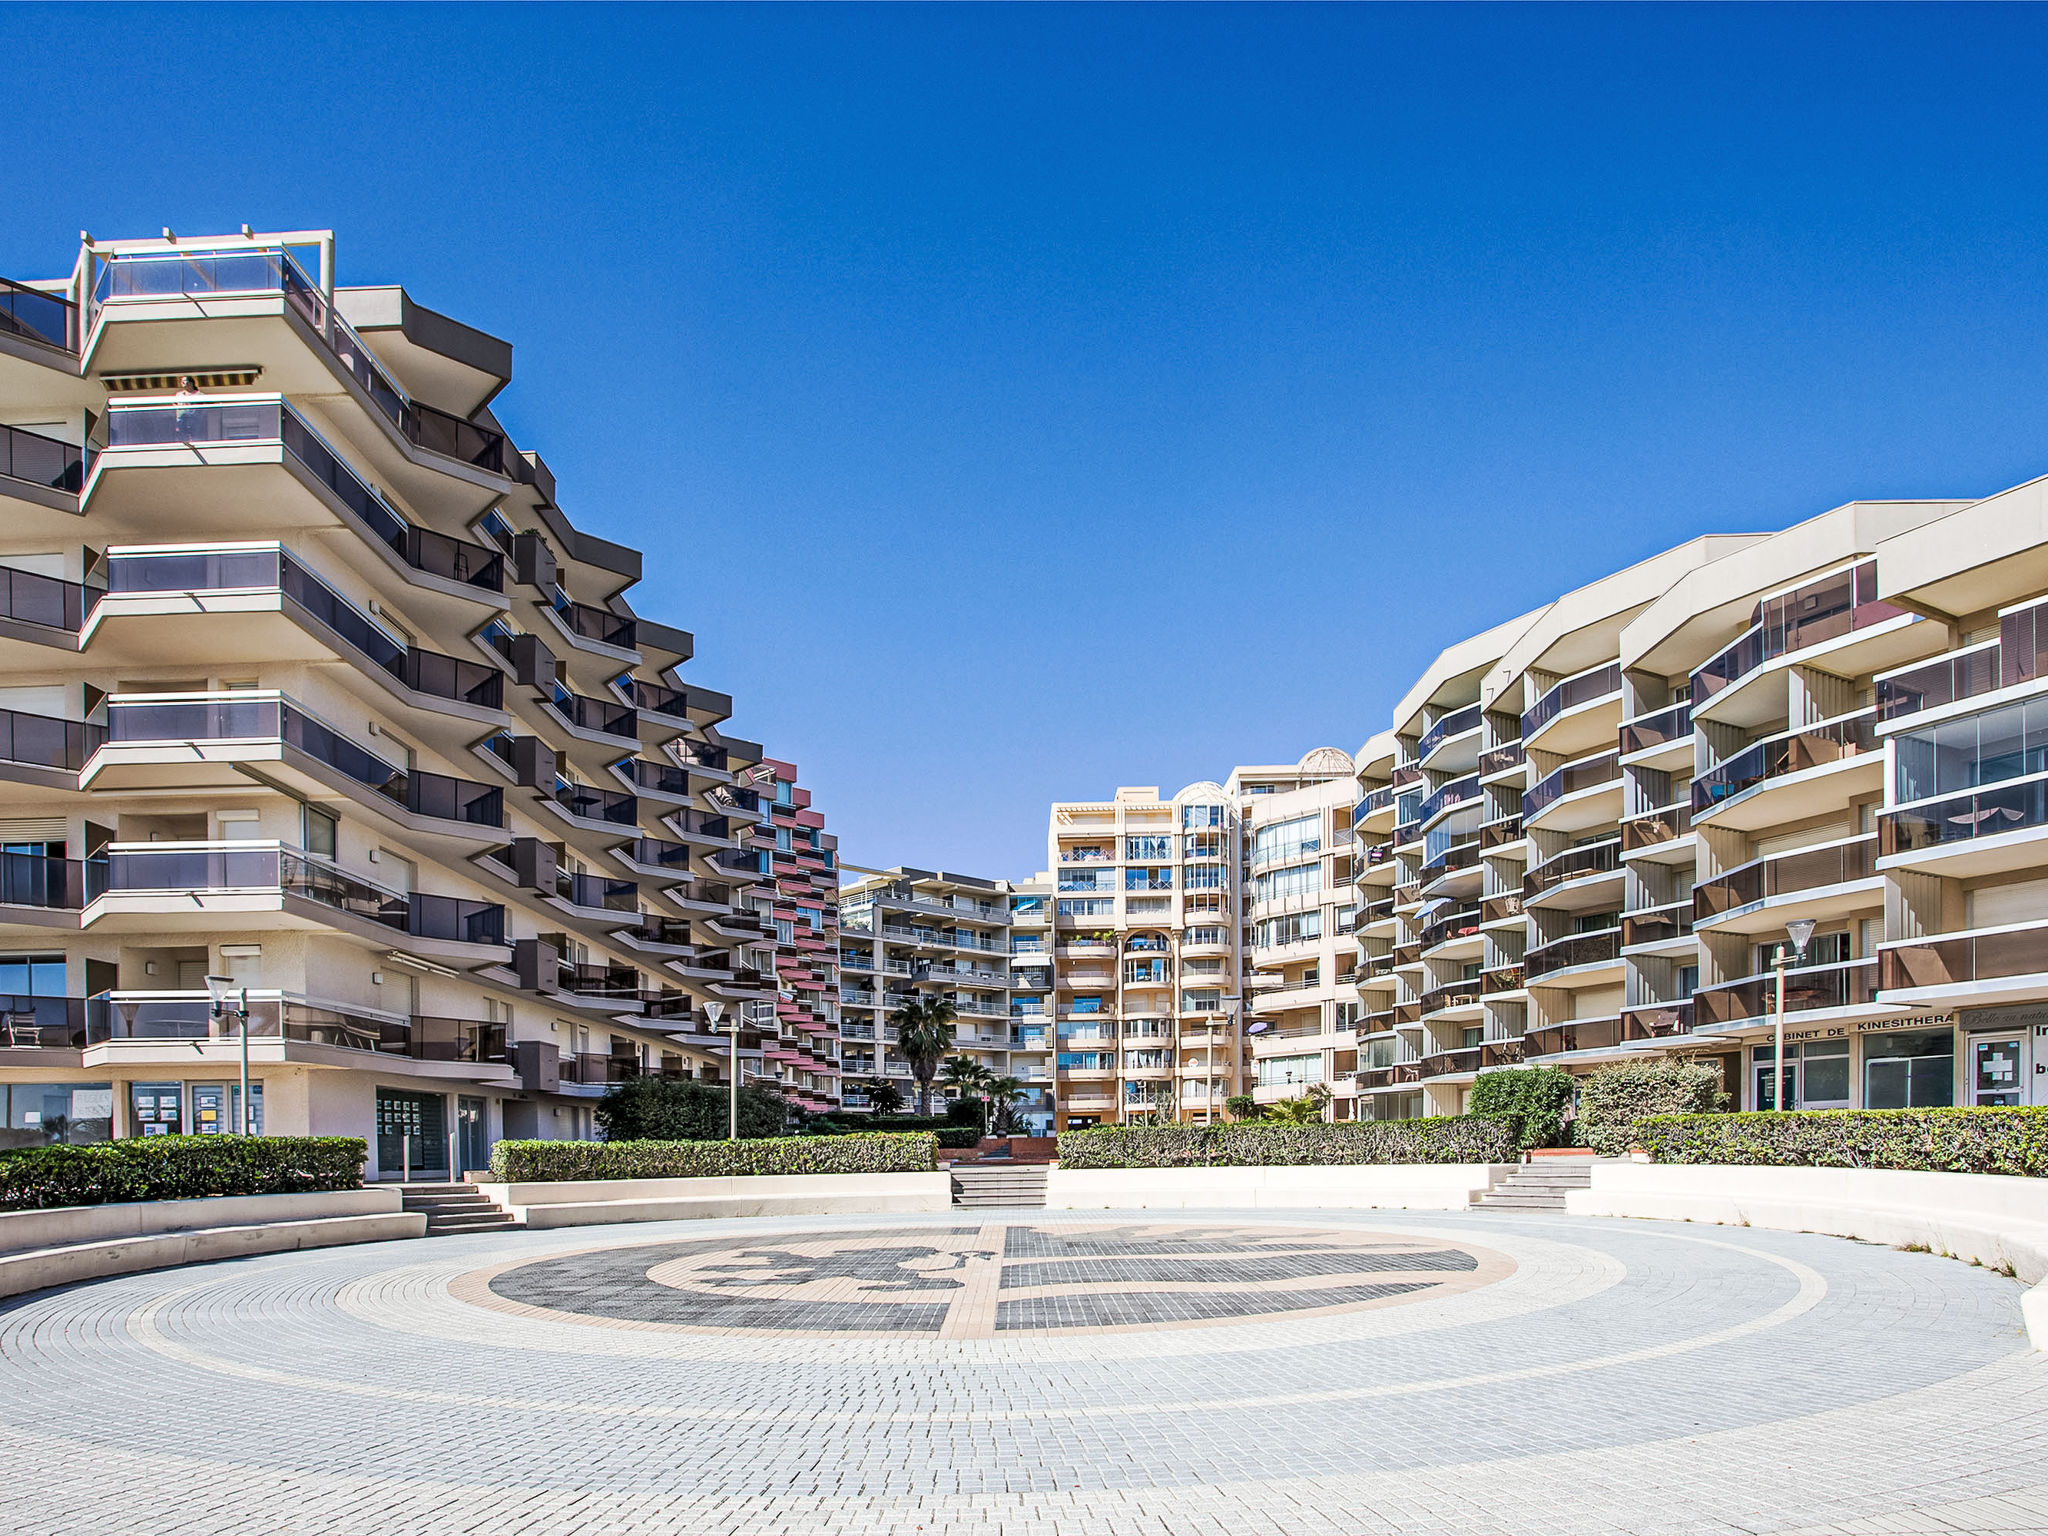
[705,1001,732,1139]
[204,974,250,1134]
[1773,919,1816,1113]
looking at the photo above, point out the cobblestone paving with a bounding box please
[0,1208,2041,1535]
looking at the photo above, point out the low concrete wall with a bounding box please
[476,1171,953,1229]
[1565,1163,2048,1349]
[1045,1163,1513,1212]
[0,1188,424,1301]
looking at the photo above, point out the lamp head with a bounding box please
[1785,919,1817,962]
[203,973,240,1015]
[703,1001,726,1026]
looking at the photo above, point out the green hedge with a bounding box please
[594,1078,790,1141]
[1055,1115,1514,1169]
[489,1131,936,1182]
[0,1136,366,1212]
[1638,1107,2048,1176]
[1469,1067,1576,1152]
[1578,1059,1726,1156]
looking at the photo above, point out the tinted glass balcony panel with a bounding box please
[1419,906,1482,950]
[1692,711,1879,815]
[1877,643,2001,722]
[0,563,94,633]
[1524,928,1621,978]
[1623,1000,1695,1040]
[1,422,84,493]
[552,592,636,649]
[550,685,637,738]
[1524,838,1621,899]
[1692,958,1878,1027]
[1417,704,1481,763]
[1522,1016,1625,1055]
[559,871,638,913]
[1693,834,1876,920]
[0,853,98,910]
[1691,561,1902,704]
[1621,901,1693,947]
[0,994,88,1048]
[1,274,74,351]
[618,757,691,796]
[1524,752,1621,819]
[1522,663,1622,740]
[1882,920,2048,990]
[0,707,100,771]
[1478,741,1526,778]
[1417,774,1479,827]
[1620,701,1691,755]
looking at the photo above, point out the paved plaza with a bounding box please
[1,1208,2044,1536]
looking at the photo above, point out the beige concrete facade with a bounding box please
[0,227,782,1176]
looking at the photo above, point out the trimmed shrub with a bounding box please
[1054,1115,1513,1169]
[1469,1067,1577,1152]
[0,1135,366,1212]
[1638,1106,2048,1176]
[594,1078,790,1142]
[1577,1059,1726,1156]
[489,1131,936,1183]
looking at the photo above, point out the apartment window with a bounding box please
[1182,804,1223,829]
[1752,931,1851,974]
[1183,863,1225,890]
[1253,911,1322,949]
[1127,897,1170,914]
[1059,870,1116,893]
[1070,997,1104,1015]
[1185,926,1227,946]
[1256,1053,1323,1088]
[775,780,794,806]
[1894,697,2048,804]
[1125,867,1173,891]
[1251,863,1320,903]
[1125,835,1171,861]
[1250,814,1321,865]
[1057,898,1114,917]
[1182,833,1225,859]
[0,953,66,997]
[1185,892,1225,914]
[303,805,337,860]
[1181,990,1222,1013]
[773,919,795,944]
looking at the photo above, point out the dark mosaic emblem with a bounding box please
[482,1224,1502,1337]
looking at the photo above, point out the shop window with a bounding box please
[3,1082,113,1147]
[1864,1029,1955,1109]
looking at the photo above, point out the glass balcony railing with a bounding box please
[84,994,509,1063]
[0,562,96,633]
[1417,774,1479,827]
[102,843,503,944]
[1882,919,2048,991]
[0,705,103,772]
[1619,700,1691,756]
[1477,741,1526,778]
[1524,927,1621,979]
[1523,837,1621,899]
[1877,642,2002,722]
[1522,1016,1624,1055]
[102,400,501,592]
[1691,710,1879,816]
[0,852,103,910]
[96,249,513,475]
[1522,662,1622,740]
[1883,777,2048,857]
[1691,561,1902,705]
[1622,801,1691,851]
[1692,834,1877,921]
[1417,704,1482,763]
[549,683,637,739]
[1620,900,1693,948]
[557,869,639,913]
[104,545,502,709]
[1419,906,1482,950]
[1,274,75,351]
[1523,752,1620,819]
[0,994,88,1049]
[550,589,636,650]
[1,421,84,493]
[615,756,691,798]
[552,777,638,825]
[1623,1000,1695,1040]
[104,694,503,830]
[1692,957,1878,1028]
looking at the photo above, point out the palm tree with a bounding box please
[1266,1085,1332,1125]
[891,995,958,1116]
[982,1074,1028,1135]
[859,1076,904,1115]
[939,1054,994,1131]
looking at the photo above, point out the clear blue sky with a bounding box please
[6,4,2048,880]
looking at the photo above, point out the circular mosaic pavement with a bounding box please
[468,1222,1513,1337]
[1,1209,2043,1536]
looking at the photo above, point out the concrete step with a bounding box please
[950,1165,1049,1209]
[423,1212,523,1234]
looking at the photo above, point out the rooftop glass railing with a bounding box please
[0,274,75,351]
[105,545,502,709]
[1691,561,1903,705]
[1691,709,1878,816]
[1522,662,1622,740]
[102,400,501,592]
[0,421,83,494]
[95,248,513,475]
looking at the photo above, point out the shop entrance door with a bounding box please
[456,1096,488,1177]
[1969,1036,2027,1108]
[374,1088,447,1180]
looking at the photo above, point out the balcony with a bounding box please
[1,422,83,495]
[1,273,75,352]
[100,401,502,593]
[1524,927,1622,982]
[611,755,692,802]
[102,545,504,712]
[547,683,637,743]
[1480,891,1523,925]
[0,851,102,912]
[0,562,96,640]
[1418,980,1482,1017]
[0,995,88,1050]
[1883,779,2048,876]
[1523,838,1621,903]
[555,869,638,915]
[97,693,504,833]
[1523,751,1621,830]
[1522,1015,1625,1056]
[1620,899,1694,950]
[1690,710,1880,829]
[1481,963,1525,994]
[1419,906,1482,951]
[0,706,102,776]
[1692,957,1879,1029]
[1692,834,1878,932]
[1479,815,1523,851]
[1691,561,1913,726]
[98,843,505,946]
[1622,802,1692,855]
[1522,662,1623,756]
[84,994,510,1064]
[1881,918,2048,998]
[1619,700,1692,761]
[1622,1000,1695,1041]
[1477,741,1526,780]
[95,247,514,475]
[1418,704,1482,767]
[1417,774,1479,829]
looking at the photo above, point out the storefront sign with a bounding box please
[1960,1003,2048,1035]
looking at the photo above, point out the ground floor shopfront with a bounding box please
[0,1057,606,1179]
[1715,1001,2048,1111]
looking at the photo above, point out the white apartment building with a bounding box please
[0,228,782,1175]
[1354,482,2048,1117]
